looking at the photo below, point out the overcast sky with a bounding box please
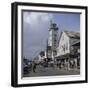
[23,11,80,60]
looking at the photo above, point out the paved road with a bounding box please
[23,65,80,77]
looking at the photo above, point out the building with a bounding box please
[48,21,58,60]
[56,31,80,70]
[37,21,80,70]
[38,51,47,61]
[38,21,59,63]
[71,40,80,68]
[38,48,52,63]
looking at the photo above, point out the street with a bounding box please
[23,65,80,77]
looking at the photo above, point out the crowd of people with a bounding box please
[23,58,79,75]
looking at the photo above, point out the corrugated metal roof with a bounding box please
[65,31,80,39]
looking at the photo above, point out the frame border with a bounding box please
[11,2,88,87]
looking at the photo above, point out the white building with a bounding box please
[56,31,80,70]
[57,31,80,56]
[38,21,59,62]
[48,21,58,59]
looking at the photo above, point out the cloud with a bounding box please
[24,12,53,24]
[23,12,53,31]
[23,12,54,59]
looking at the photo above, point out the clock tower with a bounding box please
[48,20,58,59]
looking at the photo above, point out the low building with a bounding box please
[56,31,80,70]
[71,40,80,68]
[38,51,47,62]
[38,48,52,62]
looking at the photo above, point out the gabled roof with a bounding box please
[58,31,80,47]
[65,31,80,39]
[71,40,80,46]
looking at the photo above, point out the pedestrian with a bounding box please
[58,60,61,69]
[32,62,37,73]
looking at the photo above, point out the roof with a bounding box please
[65,31,80,39]
[71,40,80,46]
[58,31,80,47]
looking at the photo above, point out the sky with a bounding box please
[23,11,80,60]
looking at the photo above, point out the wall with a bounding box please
[0,0,89,90]
[57,32,70,55]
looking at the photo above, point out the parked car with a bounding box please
[23,58,32,74]
[23,64,30,74]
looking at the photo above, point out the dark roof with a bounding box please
[71,40,80,46]
[65,31,80,39]
[58,31,80,47]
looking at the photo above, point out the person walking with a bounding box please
[32,61,37,73]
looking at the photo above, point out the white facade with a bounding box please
[57,31,80,57]
[48,30,52,46]
[48,22,58,59]
[57,32,70,56]
[48,27,58,49]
